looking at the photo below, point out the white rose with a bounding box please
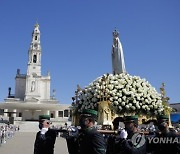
[109,80,114,84]
[125,99,129,103]
[137,97,141,100]
[96,85,101,90]
[149,105,153,109]
[112,89,117,93]
[145,99,148,103]
[125,105,129,109]
[119,93,122,97]
[114,96,118,100]
[137,105,140,109]
[119,106,122,110]
[121,102,125,106]
[158,110,162,113]
[154,105,157,109]
[131,106,136,110]
[122,96,126,101]
[108,85,113,90]
[111,92,116,97]
[118,98,122,102]
[114,101,118,105]
[133,100,136,104]
[110,97,113,102]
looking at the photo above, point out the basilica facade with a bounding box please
[0,23,71,121]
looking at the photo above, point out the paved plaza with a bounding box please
[0,132,68,154]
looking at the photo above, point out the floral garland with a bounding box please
[73,73,164,116]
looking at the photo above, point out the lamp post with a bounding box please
[71,84,82,125]
[160,83,172,127]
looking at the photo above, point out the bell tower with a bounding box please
[27,23,41,76]
[25,23,43,100]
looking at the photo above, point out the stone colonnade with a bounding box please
[3,108,70,119]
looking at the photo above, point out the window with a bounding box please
[35,36,37,40]
[0,109,4,115]
[64,110,69,117]
[33,55,37,63]
[51,113,54,118]
[58,111,63,117]
[19,113,22,117]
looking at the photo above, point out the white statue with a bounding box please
[31,81,35,92]
[112,29,126,74]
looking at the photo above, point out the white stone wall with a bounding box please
[27,63,41,76]
[40,77,50,100]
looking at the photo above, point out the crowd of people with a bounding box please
[0,123,19,146]
[34,110,180,154]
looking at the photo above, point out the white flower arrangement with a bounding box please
[73,73,164,116]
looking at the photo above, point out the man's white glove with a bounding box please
[119,129,128,139]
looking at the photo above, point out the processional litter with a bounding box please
[71,29,171,128]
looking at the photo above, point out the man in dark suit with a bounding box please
[149,115,180,154]
[66,109,106,154]
[34,115,56,154]
[115,115,147,154]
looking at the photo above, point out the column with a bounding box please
[4,109,8,117]
[46,110,50,115]
[55,111,58,118]
[12,109,17,117]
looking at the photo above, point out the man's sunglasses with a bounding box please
[46,121,52,124]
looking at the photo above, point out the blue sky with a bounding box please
[0,0,180,104]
